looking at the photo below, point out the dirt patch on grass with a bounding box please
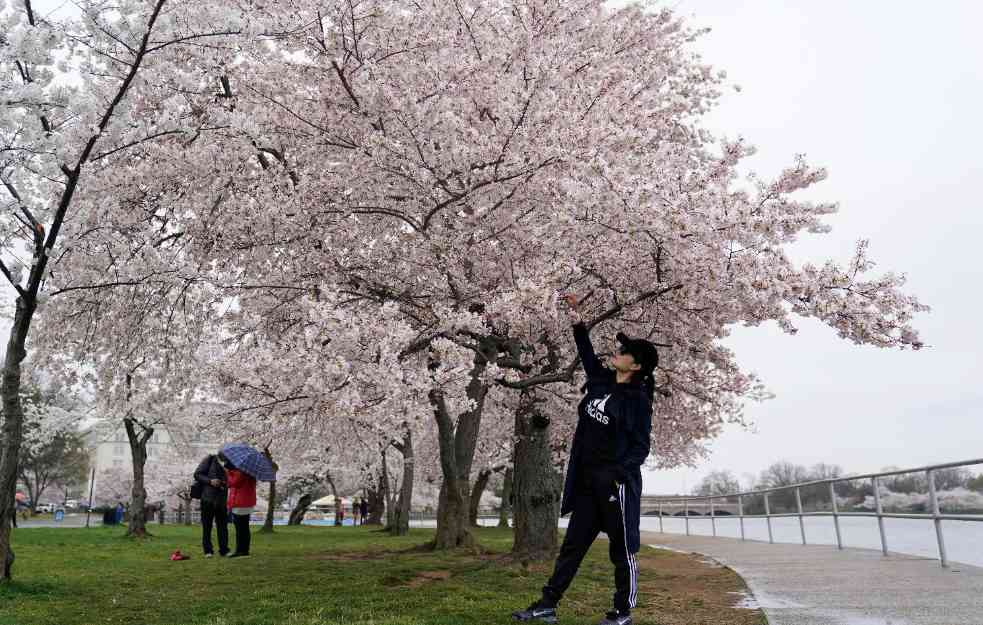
[404,570,452,588]
[305,551,391,561]
[379,569,452,588]
[633,547,766,625]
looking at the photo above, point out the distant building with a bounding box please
[85,425,218,476]
[82,404,227,502]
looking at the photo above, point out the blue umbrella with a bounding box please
[220,443,277,481]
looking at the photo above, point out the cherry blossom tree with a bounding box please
[8,0,928,568]
[123,0,925,553]
[0,0,245,577]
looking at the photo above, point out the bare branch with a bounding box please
[0,258,27,297]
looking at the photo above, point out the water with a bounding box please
[636,515,983,568]
[411,515,983,568]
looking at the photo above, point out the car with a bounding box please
[37,503,57,513]
[64,499,79,509]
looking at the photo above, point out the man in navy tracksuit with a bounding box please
[514,294,657,625]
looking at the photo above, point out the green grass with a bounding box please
[2,525,765,625]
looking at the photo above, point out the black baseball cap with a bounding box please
[616,332,659,376]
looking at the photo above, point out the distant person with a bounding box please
[352,498,361,526]
[194,452,229,557]
[335,498,344,526]
[221,454,257,558]
[114,502,125,525]
[512,294,656,625]
[359,498,368,524]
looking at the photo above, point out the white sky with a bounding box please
[7,1,983,494]
[642,0,983,493]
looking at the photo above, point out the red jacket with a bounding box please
[225,468,257,511]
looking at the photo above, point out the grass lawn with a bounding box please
[2,525,765,625]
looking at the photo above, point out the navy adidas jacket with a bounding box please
[560,322,654,553]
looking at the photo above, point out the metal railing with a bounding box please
[649,458,983,568]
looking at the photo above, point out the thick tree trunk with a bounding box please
[288,493,312,525]
[364,480,385,525]
[511,399,561,560]
[124,418,152,538]
[391,430,414,537]
[429,344,493,550]
[1,298,35,581]
[434,479,472,549]
[260,480,276,533]
[498,467,513,528]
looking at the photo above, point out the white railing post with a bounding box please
[709,497,716,536]
[872,476,888,556]
[829,481,843,550]
[795,486,806,545]
[684,498,690,536]
[658,501,664,533]
[763,492,774,544]
[927,469,948,568]
[738,494,745,541]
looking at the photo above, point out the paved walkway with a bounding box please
[641,531,983,625]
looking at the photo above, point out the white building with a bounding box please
[82,404,228,503]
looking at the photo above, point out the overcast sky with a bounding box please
[642,0,983,493]
[7,1,983,494]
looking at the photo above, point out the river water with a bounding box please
[417,514,983,569]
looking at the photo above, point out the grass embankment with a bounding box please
[2,525,765,625]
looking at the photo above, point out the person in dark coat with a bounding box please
[194,452,229,557]
[513,294,656,625]
[359,497,368,524]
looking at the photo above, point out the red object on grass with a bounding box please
[169,550,190,561]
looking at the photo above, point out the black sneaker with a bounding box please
[597,610,632,625]
[227,552,250,558]
[512,600,558,623]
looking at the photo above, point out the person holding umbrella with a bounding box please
[219,443,277,558]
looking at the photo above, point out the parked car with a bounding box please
[64,499,79,509]
[37,503,57,513]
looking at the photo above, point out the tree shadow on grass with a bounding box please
[0,578,63,599]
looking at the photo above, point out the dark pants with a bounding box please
[201,500,229,555]
[543,466,638,613]
[231,513,251,555]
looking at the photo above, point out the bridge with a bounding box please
[640,495,739,515]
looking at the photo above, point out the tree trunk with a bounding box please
[260,480,276,533]
[434,478,472,549]
[469,468,493,527]
[381,449,397,530]
[391,430,414,537]
[124,417,153,538]
[429,344,493,550]
[364,481,385,525]
[288,493,312,525]
[498,467,513,528]
[325,473,341,526]
[511,397,561,560]
[0,297,34,581]
[260,448,278,533]
[22,477,38,516]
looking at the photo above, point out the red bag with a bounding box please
[169,549,190,561]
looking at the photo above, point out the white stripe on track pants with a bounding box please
[542,467,638,613]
